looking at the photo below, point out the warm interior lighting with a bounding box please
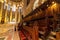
[51,2,57,8]
[0,16,1,19]
[41,1,44,4]
[33,0,39,9]
[17,4,19,7]
[51,1,57,9]
[41,0,47,4]
[12,18,15,22]
[0,0,4,3]
[51,3,57,11]
[9,22,16,24]
[4,0,6,2]
[20,2,24,7]
[0,10,2,22]
[0,0,23,23]
[52,3,57,7]
[52,1,55,4]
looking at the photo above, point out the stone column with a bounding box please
[15,9,17,23]
[18,12,20,23]
[0,3,3,23]
[10,8,12,22]
[0,3,4,23]
[5,6,7,23]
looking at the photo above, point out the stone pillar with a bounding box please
[5,6,7,23]
[0,3,3,23]
[10,8,12,22]
[18,12,20,23]
[1,3,4,24]
[15,9,17,22]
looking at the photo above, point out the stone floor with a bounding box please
[6,31,20,40]
[0,30,20,40]
[13,31,20,40]
[0,24,20,40]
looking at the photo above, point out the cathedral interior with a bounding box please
[0,0,60,40]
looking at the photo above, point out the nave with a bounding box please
[0,0,60,40]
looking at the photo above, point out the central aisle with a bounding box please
[13,31,20,40]
[6,30,20,40]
